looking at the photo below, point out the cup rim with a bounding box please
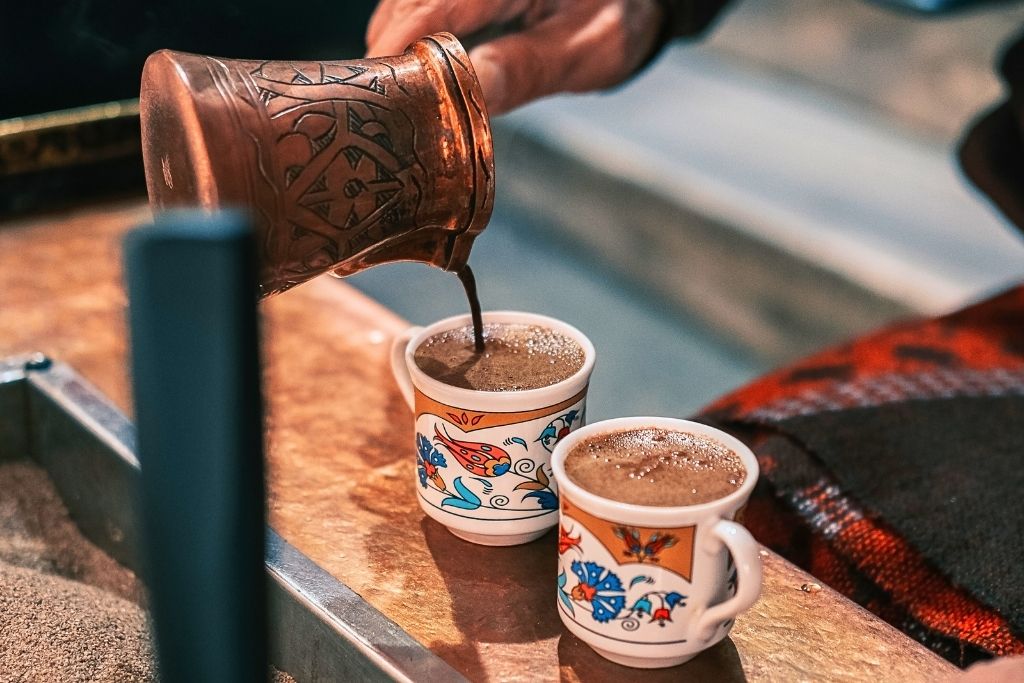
[551,417,759,524]
[403,310,596,404]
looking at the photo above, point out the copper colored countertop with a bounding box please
[0,203,957,681]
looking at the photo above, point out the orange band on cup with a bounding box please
[561,495,697,583]
[414,386,588,432]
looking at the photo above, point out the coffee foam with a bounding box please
[413,322,585,392]
[564,427,746,507]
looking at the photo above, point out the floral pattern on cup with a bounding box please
[555,502,701,649]
[417,433,447,490]
[413,402,582,520]
[557,504,696,638]
[557,560,690,633]
[414,425,559,512]
[551,417,763,668]
[392,311,596,546]
[560,497,697,582]
[538,409,580,452]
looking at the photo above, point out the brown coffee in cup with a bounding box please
[564,427,746,506]
[413,322,585,392]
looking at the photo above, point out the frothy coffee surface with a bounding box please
[564,427,746,506]
[414,322,585,391]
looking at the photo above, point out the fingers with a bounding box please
[468,0,661,114]
[365,0,663,115]
[366,0,537,57]
[956,657,1024,683]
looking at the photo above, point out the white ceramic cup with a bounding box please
[551,417,762,668]
[391,311,596,546]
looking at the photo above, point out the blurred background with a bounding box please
[3,0,1023,419]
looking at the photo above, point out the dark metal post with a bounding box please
[125,210,267,683]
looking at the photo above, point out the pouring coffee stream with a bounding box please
[133,32,493,679]
[456,265,486,352]
[139,32,495,342]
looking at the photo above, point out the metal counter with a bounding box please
[0,203,956,681]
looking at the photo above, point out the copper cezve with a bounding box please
[140,33,494,297]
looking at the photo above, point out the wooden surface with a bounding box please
[0,202,957,681]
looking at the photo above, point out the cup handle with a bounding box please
[390,326,423,410]
[692,519,763,643]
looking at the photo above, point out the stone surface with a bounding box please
[0,202,956,680]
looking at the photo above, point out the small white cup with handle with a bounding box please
[550,417,762,668]
[391,311,596,546]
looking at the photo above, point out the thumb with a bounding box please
[467,48,510,115]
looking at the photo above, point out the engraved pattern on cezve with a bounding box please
[242,59,427,292]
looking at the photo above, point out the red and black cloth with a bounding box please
[685,22,1024,667]
[640,5,1024,666]
[699,287,1024,666]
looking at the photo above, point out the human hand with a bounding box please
[954,656,1024,682]
[365,0,664,114]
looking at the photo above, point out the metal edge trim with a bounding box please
[26,362,140,468]
[0,100,140,137]
[266,530,468,683]
[5,356,464,682]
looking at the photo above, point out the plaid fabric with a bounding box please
[700,285,1024,666]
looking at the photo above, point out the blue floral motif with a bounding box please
[626,590,688,627]
[441,476,482,510]
[536,409,581,452]
[523,490,559,510]
[557,570,575,616]
[628,590,684,620]
[629,596,653,617]
[418,433,446,466]
[504,436,528,449]
[665,592,686,609]
[416,432,447,490]
[569,560,625,623]
[513,460,557,508]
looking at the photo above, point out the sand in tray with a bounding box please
[0,561,155,681]
[0,460,296,682]
[0,460,154,682]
